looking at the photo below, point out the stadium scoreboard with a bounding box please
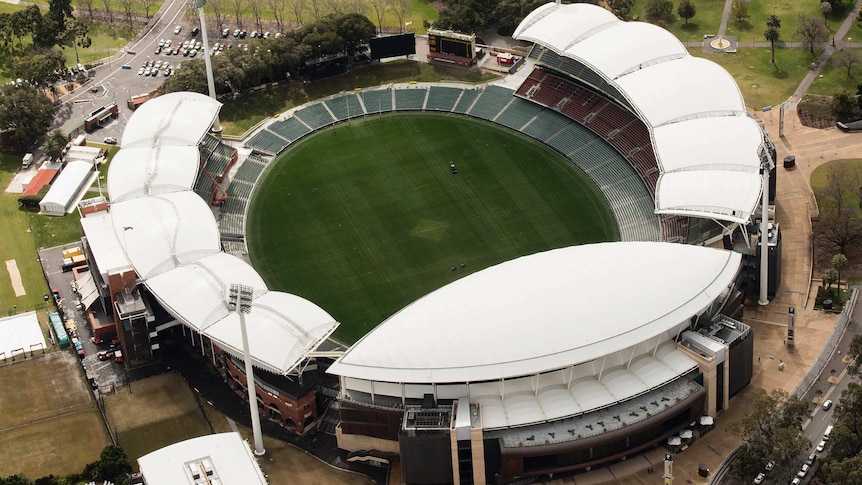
[427,28,476,65]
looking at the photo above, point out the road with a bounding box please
[51,0,190,138]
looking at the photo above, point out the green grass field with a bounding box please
[247,114,619,343]
[0,352,109,479]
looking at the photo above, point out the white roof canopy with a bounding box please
[513,2,765,225]
[106,92,339,375]
[121,92,221,148]
[138,432,267,485]
[329,242,742,384]
[107,145,201,202]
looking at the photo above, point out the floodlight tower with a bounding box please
[192,0,222,133]
[758,155,774,306]
[228,283,265,455]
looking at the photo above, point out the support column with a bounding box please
[758,167,770,306]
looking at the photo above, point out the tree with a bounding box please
[267,0,287,33]
[849,335,862,376]
[764,27,780,64]
[229,0,245,29]
[368,0,388,33]
[100,0,114,27]
[821,1,833,22]
[64,17,92,65]
[43,129,68,161]
[730,0,750,24]
[119,0,134,32]
[208,0,226,30]
[728,388,810,482]
[387,0,410,32]
[767,13,781,29]
[823,268,839,295]
[833,253,849,290]
[608,0,635,18]
[645,0,673,20]
[834,49,862,77]
[158,59,209,95]
[95,445,132,484]
[0,475,31,485]
[796,14,830,55]
[249,0,264,31]
[12,49,67,87]
[77,0,95,21]
[0,83,56,152]
[832,91,857,122]
[677,0,696,25]
[287,0,306,26]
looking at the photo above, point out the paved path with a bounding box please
[717,0,734,35]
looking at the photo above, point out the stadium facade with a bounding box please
[75,2,778,483]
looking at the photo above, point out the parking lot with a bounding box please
[39,243,127,394]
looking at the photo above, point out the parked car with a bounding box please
[174,25,182,35]
[103,137,117,145]
[138,68,145,76]
[97,350,115,360]
[797,464,809,478]
[239,30,247,39]
[823,399,833,411]
[754,472,765,484]
[191,27,200,36]
[233,29,240,37]
[817,439,827,452]
[190,49,198,57]
[765,461,774,471]
[250,30,258,38]
[114,350,124,363]
[222,28,230,37]
[155,46,161,55]
[158,39,165,47]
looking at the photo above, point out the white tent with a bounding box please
[40,161,96,216]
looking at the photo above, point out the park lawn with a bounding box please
[806,47,862,96]
[0,154,55,312]
[628,0,725,41]
[725,0,845,44]
[844,21,862,42]
[692,46,811,109]
[104,372,211,469]
[59,24,134,67]
[247,114,619,343]
[810,159,862,194]
[30,210,83,249]
[0,352,108,480]
[219,60,500,135]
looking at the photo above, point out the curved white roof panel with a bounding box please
[614,57,745,127]
[206,292,339,375]
[111,192,221,279]
[656,171,763,223]
[513,2,618,53]
[121,92,220,148]
[653,116,765,173]
[329,242,741,384]
[107,145,200,202]
[108,92,339,375]
[564,22,687,80]
[513,2,765,224]
[146,252,267,332]
[139,432,267,485]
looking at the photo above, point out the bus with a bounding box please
[84,103,119,132]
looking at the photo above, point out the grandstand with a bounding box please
[394,87,428,111]
[193,133,238,204]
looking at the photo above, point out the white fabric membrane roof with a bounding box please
[138,432,267,485]
[108,92,339,375]
[328,242,742,384]
[513,2,766,224]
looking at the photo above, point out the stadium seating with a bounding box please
[325,93,364,121]
[425,86,463,112]
[361,89,393,113]
[268,117,312,142]
[295,102,336,130]
[521,110,572,141]
[452,88,481,114]
[495,98,545,131]
[468,85,515,121]
[394,88,428,111]
[247,129,289,155]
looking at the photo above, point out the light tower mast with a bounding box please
[191,0,222,133]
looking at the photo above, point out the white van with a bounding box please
[824,424,833,441]
[21,153,33,168]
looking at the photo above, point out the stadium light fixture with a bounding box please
[228,283,265,455]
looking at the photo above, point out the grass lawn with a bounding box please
[810,158,862,194]
[104,372,211,469]
[247,114,619,343]
[0,154,55,312]
[844,21,862,42]
[692,46,812,109]
[806,47,862,96]
[725,2,846,44]
[220,60,500,135]
[60,24,134,67]
[0,352,109,479]
[629,0,727,42]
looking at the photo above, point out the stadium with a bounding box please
[80,2,777,483]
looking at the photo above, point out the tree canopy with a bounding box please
[0,83,56,153]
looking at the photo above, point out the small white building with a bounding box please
[137,432,268,485]
[66,145,102,165]
[39,160,96,216]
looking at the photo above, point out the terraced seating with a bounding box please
[361,89,393,113]
[394,88,428,111]
[247,129,289,155]
[425,86,462,112]
[452,89,480,114]
[661,216,688,242]
[234,157,266,184]
[521,110,572,141]
[295,102,335,130]
[269,117,311,142]
[685,216,721,244]
[468,85,515,121]
[495,98,544,130]
[546,124,601,157]
[325,93,364,121]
